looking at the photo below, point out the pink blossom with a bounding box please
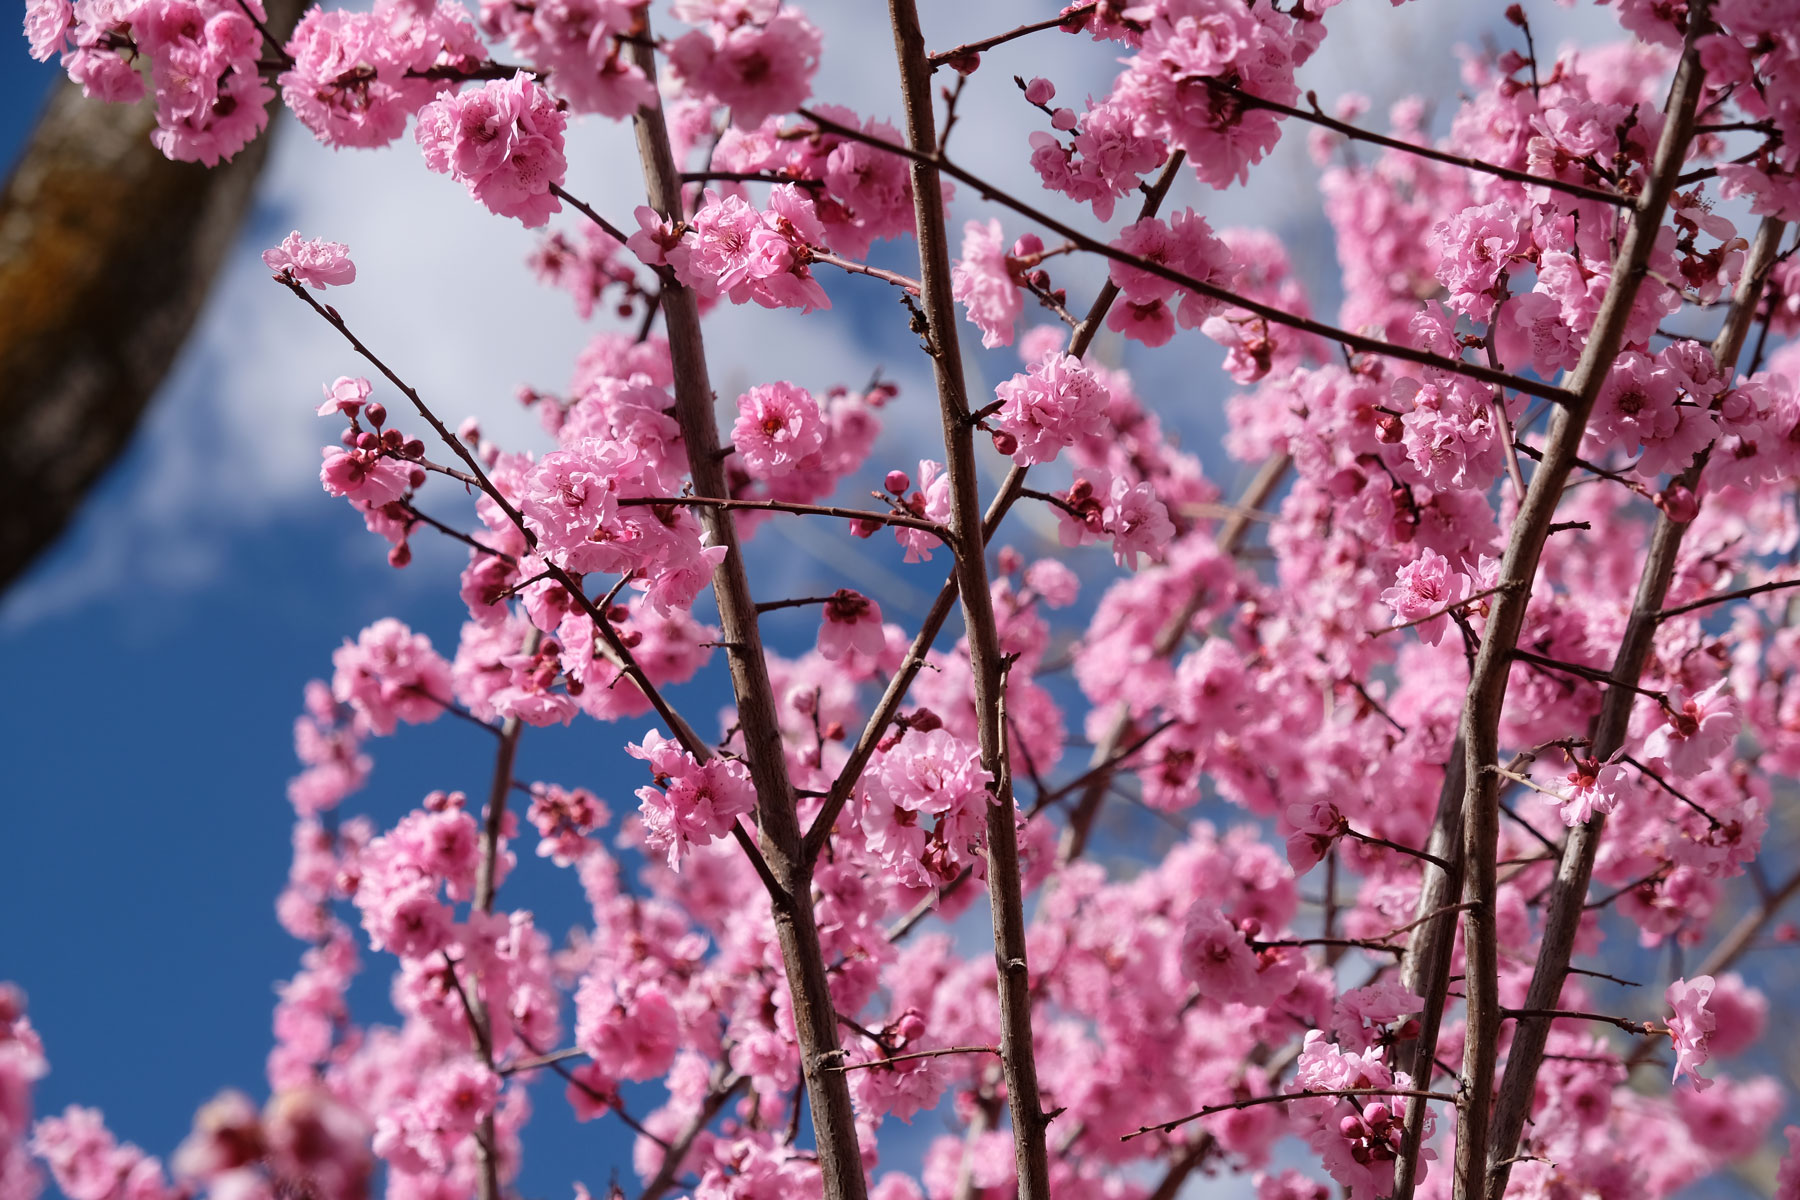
[1332,981,1423,1053]
[674,188,830,312]
[1778,1126,1800,1200]
[1105,476,1175,569]
[331,618,454,736]
[263,231,356,290]
[1430,201,1523,320]
[992,354,1111,467]
[1544,753,1629,827]
[30,1106,159,1200]
[280,3,481,149]
[519,449,619,559]
[575,979,681,1082]
[818,589,884,663]
[415,73,568,227]
[1179,905,1263,1004]
[628,730,756,868]
[666,9,821,128]
[1666,974,1717,1090]
[1705,973,1767,1059]
[478,0,651,118]
[24,0,71,60]
[1285,800,1346,874]
[950,219,1023,349]
[733,382,825,477]
[1644,682,1741,777]
[1381,549,1468,646]
[131,0,274,165]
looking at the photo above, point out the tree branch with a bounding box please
[1484,211,1787,1200]
[888,5,1049,1197]
[1452,17,1712,1198]
[626,22,868,1200]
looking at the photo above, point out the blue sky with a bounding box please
[7,3,1737,1198]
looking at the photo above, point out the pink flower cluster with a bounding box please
[666,0,822,129]
[1106,209,1234,347]
[26,0,273,163]
[858,727,992,889]
[479,0,653,118]
[1291,1031,1431,1200]
[416,73,568,227]
[280,0,485,148]
[264,231,356,290]
[628,730,757,868]
[951,220,1026,349]
[710,104,918,258]
[636,186,831,313]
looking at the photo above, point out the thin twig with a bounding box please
[1124,1088,1459,1141]
[926,3,1094,66]
[795,108,1578,407]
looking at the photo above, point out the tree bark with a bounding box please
[0,0,302,589]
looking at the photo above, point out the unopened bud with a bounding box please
[1023,76,1055,105]
[365,402,387,427]
[1654,483,1699,524]
[991,429,1019,456]
[885,469,911,494]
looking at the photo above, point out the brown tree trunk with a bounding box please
[0,0,302,589]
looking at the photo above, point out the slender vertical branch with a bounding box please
[625,27,868,1200]
[636,1069,749,1200]
[1449,16,1710,1200]
[800,151,1188,866]
[470,664,529,1200]
[1483,213,1787,1200]
[888,3,1047,1196]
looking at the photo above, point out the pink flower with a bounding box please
[1381,549,1469,646]
[30,1106,157,1200]
[317,376,370,417]
[415,72,568,227]
[628,730,756,868]
[992,354,1112,467]
[279,3,481,149]
[666,9,821,129]
[950,219,1023,349]
[818,589,884,663]
[1666,974,1717,1090]
[24,0,71,60]
[1777,1126,1800,1200]
[1179,905,1263,1004]
[1429,201,1523,320]
[330,618,454,736]
[1285,800,1346,873]
[1332,981,1424,1053]
[1545,753,1629,827]
[1105,477,1175,570]
[1644,682,1741,778]
[520,449,619,558]
[733,382,825,477]
[263,231,356,290]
